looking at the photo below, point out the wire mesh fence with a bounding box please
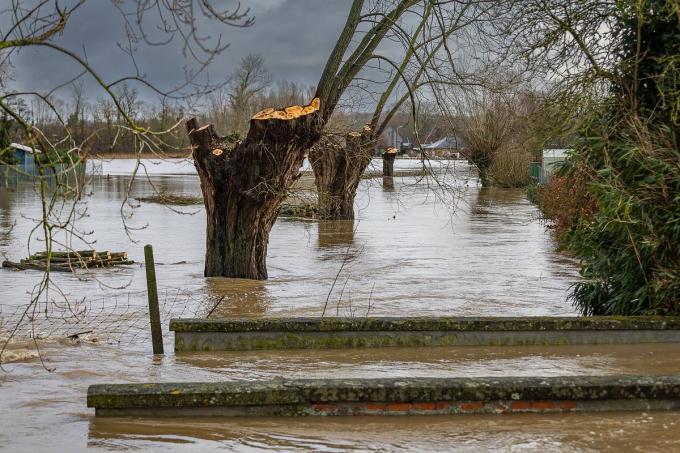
[0,287,215,345]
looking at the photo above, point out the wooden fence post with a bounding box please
[144,244,164,355]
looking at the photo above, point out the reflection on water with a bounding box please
[87,412,680,452]
[317,220,355,249]
[1,159,576,318]
[2,159,675,452]
[204,278,271,318]
[0,186,15,247]
[174,343,680,379]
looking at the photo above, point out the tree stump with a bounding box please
[382,176,395,191]
[383,147,397,177]
[309,125,373,220]
[187,98,321,280]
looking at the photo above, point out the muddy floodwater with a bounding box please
[1,158,679,452]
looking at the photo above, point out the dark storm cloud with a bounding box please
[9,1,353,102]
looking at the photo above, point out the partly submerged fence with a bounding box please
[0,287,214,346]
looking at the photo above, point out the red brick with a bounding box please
[411,402,436,411]
[556,401,577,411]
[435,401,450,410]
[511,401,531,411]
[531,401,554,411]
[386,403,410,412]
[460,402,484,412]
[365,403,386,412]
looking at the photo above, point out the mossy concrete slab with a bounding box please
[88,375,680,417]
[170,316,680,333]
[169,316,680,351]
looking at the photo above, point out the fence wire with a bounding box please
[0,287,214,345]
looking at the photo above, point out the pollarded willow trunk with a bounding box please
[465,148,494,187]
[382,176,395,191]
[309,126,373,220]
[187,98,321,279]
[382,147,397,176]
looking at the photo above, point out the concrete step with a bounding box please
[170,316,680,352]
[88,375,680,417]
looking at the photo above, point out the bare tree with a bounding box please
[227,54,271,136]
[66,82,86,145]
[494,0,618,100]
[308,0,506,219]
[186,0,516,277]
[456,88,516,186]
[451,0,621,187]
[0,0,253,364]
[450,78,572,187]
[186,0,430,279]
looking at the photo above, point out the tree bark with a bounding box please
[382,176,395,191]
[474,155,492,186]
[309,128,373,220]
[382,149,397,176]
[187,99,321,280]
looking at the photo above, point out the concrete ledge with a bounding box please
[170,316,680,333]
[88,375,680,417]
[169,316,680,351]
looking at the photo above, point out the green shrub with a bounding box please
[0,116,16,165]
[565,112,680,315]
[556,0,680,315]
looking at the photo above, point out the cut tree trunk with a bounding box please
[187,98,322,280]
[309,126,374,220]
[382,148,397,176]
[467,149,493,186]
[382,176,395,191]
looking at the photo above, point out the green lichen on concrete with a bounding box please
[174,329,680,352]
[87,375,680,411]
[214,332,453,350]
[171,316,680,352]
[169,316,680,334]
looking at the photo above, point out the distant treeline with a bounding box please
[3,54,461,156]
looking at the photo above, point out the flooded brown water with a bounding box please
[1,158,679,452]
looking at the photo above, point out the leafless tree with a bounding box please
[186,0,514,278]
[446,76,572,187]
[227,54,271,136]
[186,0,425,279]
[0,0,253,365]
[306,0,511,219]
[493,0,618,103]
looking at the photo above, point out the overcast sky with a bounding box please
[9,1,358,105]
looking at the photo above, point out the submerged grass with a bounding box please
[138,194,203,205]
[139,192,319,219]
